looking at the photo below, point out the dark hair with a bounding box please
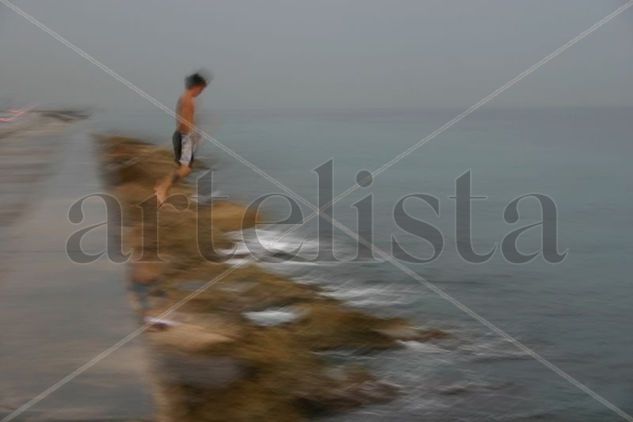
[185,72,208,89]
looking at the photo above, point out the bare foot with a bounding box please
[154,185,167,205]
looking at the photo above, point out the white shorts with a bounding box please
[173,131,200,167]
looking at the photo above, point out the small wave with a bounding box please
[226,228,319,259]
[400,340,450,354]
[323,286,412,308]
[434,380,500,396]
[457,337,530,362]
[225,228,359,267]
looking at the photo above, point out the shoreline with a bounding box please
[98,135,447,421]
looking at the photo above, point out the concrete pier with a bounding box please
[0,120,155,421]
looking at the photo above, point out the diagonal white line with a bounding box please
[275,205,633,420]
[378,259,633,421]
[0,263,242,422]
[2,1,632,420]
[372,0,633,180]
[274,0,633,242]
[0,0,320,217]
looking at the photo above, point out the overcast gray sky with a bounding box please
[1,0,632,110]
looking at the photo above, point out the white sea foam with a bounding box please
[323,286,409,308]
[226,228,318,258]
[457,336,530,362]
[243,308,300,326]
[400,340,450,354]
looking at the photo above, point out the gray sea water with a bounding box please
[94,106,633,421]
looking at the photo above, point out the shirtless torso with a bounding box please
[176,93,195,135]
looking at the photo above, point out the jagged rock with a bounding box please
[295,367,399,413]
[154,350,247,389]
[148,322,234,353]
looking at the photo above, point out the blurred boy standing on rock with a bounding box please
[155,72,210,204]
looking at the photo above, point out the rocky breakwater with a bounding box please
[97,135,448,421]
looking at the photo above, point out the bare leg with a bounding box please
[155,164,191,205]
